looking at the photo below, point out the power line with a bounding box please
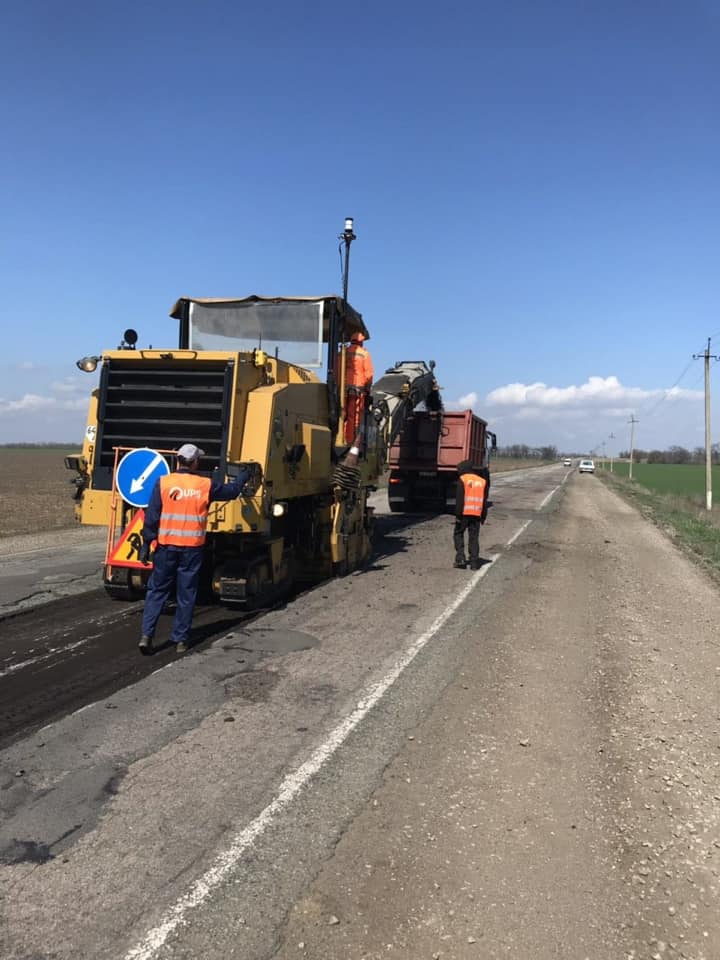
[648,367,706,419]
[641,355,697,419]
[687,369,707,391]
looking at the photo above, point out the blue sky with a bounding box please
[2,0,719,453]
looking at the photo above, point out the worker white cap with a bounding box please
[176,443,205,461]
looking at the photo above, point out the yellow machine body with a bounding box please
[70,296,382,603]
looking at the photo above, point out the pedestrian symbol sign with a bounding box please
[115,447,170,508]
[107,510,154,569]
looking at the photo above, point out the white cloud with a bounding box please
[0,393,88,416]
[484,375,702,411]
[457,391,479,408]
[0,365,93,442]
[50,377,86,394]
[446,375,706,452]
[0,394,55,413]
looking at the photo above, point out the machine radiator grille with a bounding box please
[92,360,232,490]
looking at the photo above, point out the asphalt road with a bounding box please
[0,526,106,613]
[0,591,259,751]
[3,465,718,960]
[0,468,538,751]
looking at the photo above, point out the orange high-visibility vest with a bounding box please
[345,343,374,388]
[158,473,212,547]
[460,473,486,517]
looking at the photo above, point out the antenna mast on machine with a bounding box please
[340,217,356,307]
[330,217,358,448]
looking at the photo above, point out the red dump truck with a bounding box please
[387,409,496,513]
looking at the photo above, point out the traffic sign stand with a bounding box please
[104,446,177,576]
[107,509,156,569]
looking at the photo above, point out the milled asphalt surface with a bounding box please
[3,466,718,960]
[0,526,106,613]
[0,590,264,751]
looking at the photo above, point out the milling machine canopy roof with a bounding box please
[169,295,370,342]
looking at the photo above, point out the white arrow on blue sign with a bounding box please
[116,447,171,508]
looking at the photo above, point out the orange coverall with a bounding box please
[339,339,374,443]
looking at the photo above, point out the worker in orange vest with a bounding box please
[137,443,260,654]
[341,331,374,443]
[453,460,489,570]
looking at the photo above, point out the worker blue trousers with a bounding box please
[141,545,204,646]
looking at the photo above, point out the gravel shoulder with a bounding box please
[272,474,720,960]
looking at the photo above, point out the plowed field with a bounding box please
[0,448,78,538]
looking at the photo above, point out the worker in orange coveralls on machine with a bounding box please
[340,331,374,443]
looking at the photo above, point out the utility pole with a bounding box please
[693,338,718,510]
[609,432,615,473]
[628,415,639,481]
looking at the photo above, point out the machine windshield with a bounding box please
[189,300,324,367]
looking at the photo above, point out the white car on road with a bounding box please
[563,458,572,466]
[578,459,595,474]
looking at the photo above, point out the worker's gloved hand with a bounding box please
[241,461,263,497]
[138,542,151,565]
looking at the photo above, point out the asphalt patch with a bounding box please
[0,761,126,865]
[232,627,320,654]
[1,838,53,865]
[222,669,281,702]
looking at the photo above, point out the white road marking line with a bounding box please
[538,488,555,510]
[126,472,565,955]
[505,477,564,547]
[125,554,500,960]
[505,519,532,547]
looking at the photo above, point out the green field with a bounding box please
[598,461,720,499]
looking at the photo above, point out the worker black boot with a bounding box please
[138,635,153,655]
[453,558,467,569]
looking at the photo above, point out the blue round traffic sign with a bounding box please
[116,448,170,508]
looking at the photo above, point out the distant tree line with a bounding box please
[616,444,720,465]
[495,444,559,461]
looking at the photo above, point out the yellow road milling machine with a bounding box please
[68,232,442,605]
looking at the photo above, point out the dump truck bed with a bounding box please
[386,409,490,514]
[388,409,488,472]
